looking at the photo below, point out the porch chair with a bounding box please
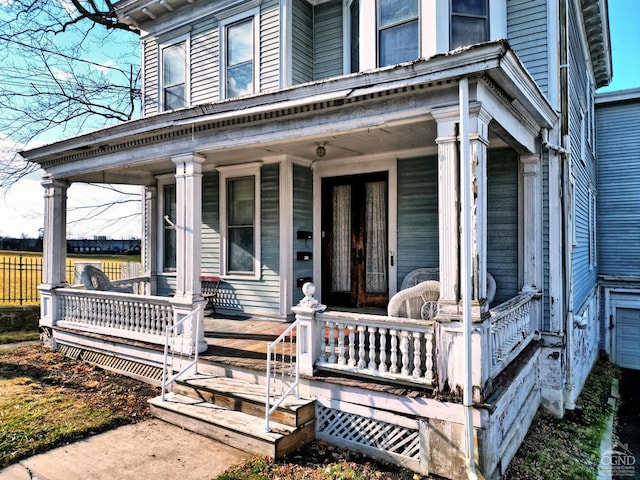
[387,280,440,320]
[80,265,133,293]
[201,275,221,313]
[400,267,497,305]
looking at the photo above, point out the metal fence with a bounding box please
[0,255,142,305]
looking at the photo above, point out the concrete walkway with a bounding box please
[0,419,249,480]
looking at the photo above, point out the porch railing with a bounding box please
[314,311,436,386]
[489,291,538,378]
[56,287,173,344]
[161,304,203,401]
[265,318,299,432]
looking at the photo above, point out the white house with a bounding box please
[20,0,611,478]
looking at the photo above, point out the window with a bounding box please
[349,0,360,73]
[162,184,177,271]
[220,164,261,278]
[378,0,419,67]
[451,0,488,49]
[222,15,257,98]
[160,37,188,110]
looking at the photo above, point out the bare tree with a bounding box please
[0,0,141,189]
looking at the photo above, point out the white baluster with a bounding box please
[328,320,337,363]
[389,329,399,373]
[357,325,367,368]
[379,328,388,372]
[400,330,410,376]
[425,330,434,383]
[348,325,356,367]
[337,323,346,365]
[368,326,377,370]
[319,319,328,363]
[412,331,422,377]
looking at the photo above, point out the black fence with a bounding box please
[0,255,141,305]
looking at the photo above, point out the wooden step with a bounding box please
[149,393,315,459]
[172,373,315,428]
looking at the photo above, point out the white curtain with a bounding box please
[332,185,351,292]
[365,181,387,293]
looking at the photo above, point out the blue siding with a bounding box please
[202,172,221,275]
[314,0,343,80]
[292,0,313,84]
[293,163,314,304]
[507,0,549,96]
[487,149,519,304]
[396,156,439,286]
[596,97,640,277]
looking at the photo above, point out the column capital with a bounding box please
[41,175,69,191]
[520,154,540,175]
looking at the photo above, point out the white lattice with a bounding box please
[316,405,421,461]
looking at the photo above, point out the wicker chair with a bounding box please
[387,280,440,320]
[399,267,496,305]
[80,265,133,294]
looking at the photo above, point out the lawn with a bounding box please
[0,344,158,468]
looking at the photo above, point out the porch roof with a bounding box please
[20,40,557,184]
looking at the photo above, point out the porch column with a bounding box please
[142,186,158,296]
[468,104,491,311]
[172,153,207,353]
[172,153,205,299]
[433,107,460,317]
[40,175,68,332]
[520,154,542,294]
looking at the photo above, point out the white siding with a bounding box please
[314,0,343,80]
[192,17,219,104]
[292,0,313,84]
[142,38,158,116]
[261,0,281,91]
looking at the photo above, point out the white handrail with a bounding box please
[161,304,203,401]
[265,318,299,432]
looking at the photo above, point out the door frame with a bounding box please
[606,288,640,369]
[313,156,398,305]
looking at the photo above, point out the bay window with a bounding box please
[221,12,258,99]
[160,36,189,110]
[378,0,419,67]
[451,0,489,49]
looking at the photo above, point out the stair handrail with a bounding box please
[161,304,203,401]
[265,317,300,432]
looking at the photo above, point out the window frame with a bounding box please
[449,0,489,50]
[376,0,420,68]
[219,8,260,100]
[219,163,262,280]
[158,33,190,112]
[157,176,177,273]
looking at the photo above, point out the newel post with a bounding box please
[291,283,326,377]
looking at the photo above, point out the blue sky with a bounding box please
[0,2,638,238]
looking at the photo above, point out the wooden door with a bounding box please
[321,172,388,308]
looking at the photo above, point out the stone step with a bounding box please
[149,392,315,459]
[172,373,315,428]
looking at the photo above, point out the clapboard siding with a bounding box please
[314,0,343,80]
[201,172,221,275]
[292,163,314,305]
[260,0,281,91]
[292,0,314,84]
[142,38,158,116]
[192,18,219,105]
[487,149,519,304]
[507,0,548,95]
[568,0,597,309]
[396,156,439,287]
[597,97,640,277]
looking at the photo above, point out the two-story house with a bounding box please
[20,0,611,478]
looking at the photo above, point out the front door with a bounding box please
[321,172,388,308]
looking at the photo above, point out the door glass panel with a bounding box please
[365,181,387,293]
[332,185,351,292]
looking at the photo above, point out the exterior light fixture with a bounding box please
[315,142,327,157]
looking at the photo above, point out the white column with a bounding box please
[433,107,460,317]
[520,154,542,293]
[142,186,158,296]
[172,153,205,299]
[41,176,68,287]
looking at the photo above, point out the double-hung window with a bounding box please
[220,164,261,278]
[221,10,258,99]
[450,0,488,49]
[162,183,177,271]
[160,35,189,111]
[378,0,419,67]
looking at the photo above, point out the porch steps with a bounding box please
[149,374,316,459]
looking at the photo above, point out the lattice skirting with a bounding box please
[316,404,421,466]
[57,344,163,385]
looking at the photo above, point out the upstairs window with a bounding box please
[451,0,488,49]
[378,0,419,67]
[222,16,257,98]
[160,37,188,110]
[350,0,360,73]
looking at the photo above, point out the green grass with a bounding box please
[0,330,40,344]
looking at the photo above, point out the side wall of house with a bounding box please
[292,0,313,84]
[293,163,314,306]
[313,0,343,80]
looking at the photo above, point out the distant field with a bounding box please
[0,251,141,306]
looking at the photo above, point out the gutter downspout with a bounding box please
[459,77,478,480]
